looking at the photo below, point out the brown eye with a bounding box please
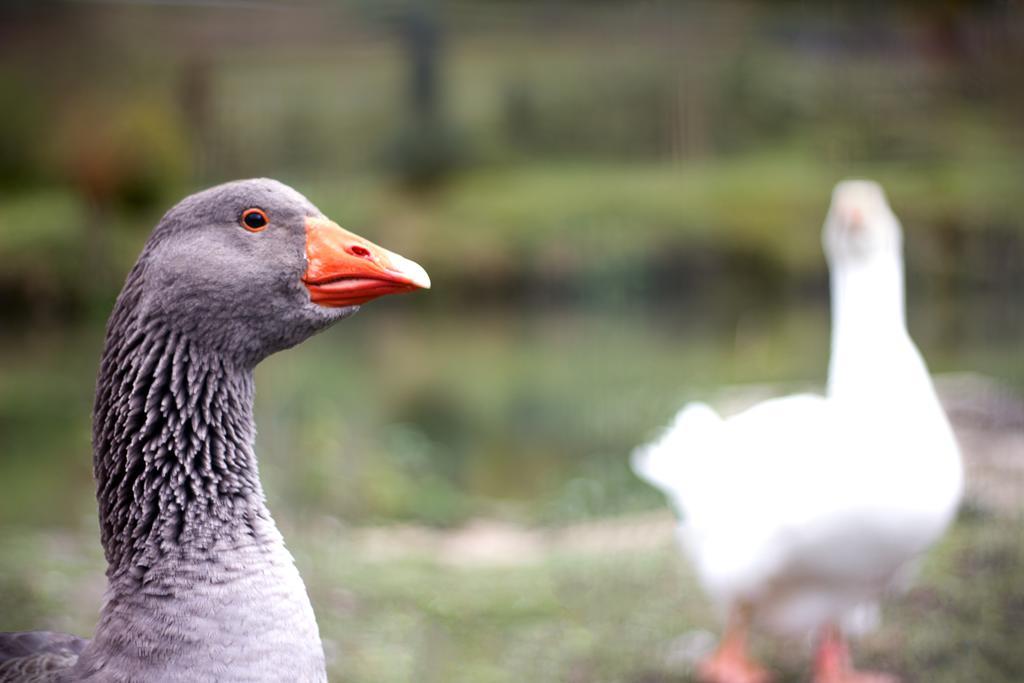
[241,208,268,232]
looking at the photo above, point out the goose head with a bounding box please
[131,178,430,365]
[822,180,902,265]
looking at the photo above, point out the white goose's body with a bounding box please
[634,181,962,682]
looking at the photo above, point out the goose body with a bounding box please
[634,181,962,682]
[0,179,429,682]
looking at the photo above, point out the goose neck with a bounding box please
[92,304,272,575]
[826,252,917,399]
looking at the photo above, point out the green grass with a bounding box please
[2,510,1021,682]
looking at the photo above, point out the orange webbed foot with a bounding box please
[697,604,771,683]
[815,672,899,683]
[813,624,899,683]
[697,650,772,683]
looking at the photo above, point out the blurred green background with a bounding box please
[1,1,1022,681]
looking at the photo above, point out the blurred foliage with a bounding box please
[385,118,471,189]
[1,4,1022,678]
[0,0,1021,317]
[0,70,48,186]
[0,0,1021,528]
[48,93,191,210]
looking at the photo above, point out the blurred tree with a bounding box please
[0,72,46,187]
[383,0,467,189]
[49,94,190,305]
[52,96,190,213]
[179,56,215,184]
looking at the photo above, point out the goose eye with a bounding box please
[241,208,269,232]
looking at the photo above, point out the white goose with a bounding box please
[633,181,962,683]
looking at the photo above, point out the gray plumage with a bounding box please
[0,633,87,682]
[1,179,372,682]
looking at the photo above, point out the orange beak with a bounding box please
[838,203,865,233]
[303,217,431,308]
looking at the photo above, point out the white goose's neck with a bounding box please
[826,251,921,400]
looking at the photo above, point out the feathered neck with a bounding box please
[91,263,273,575]
[826,250,912,399]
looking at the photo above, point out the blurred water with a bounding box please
[2,292,1020,534]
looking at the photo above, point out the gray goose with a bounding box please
[0,179,430,682]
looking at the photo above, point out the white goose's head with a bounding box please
[822,180,902,265]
